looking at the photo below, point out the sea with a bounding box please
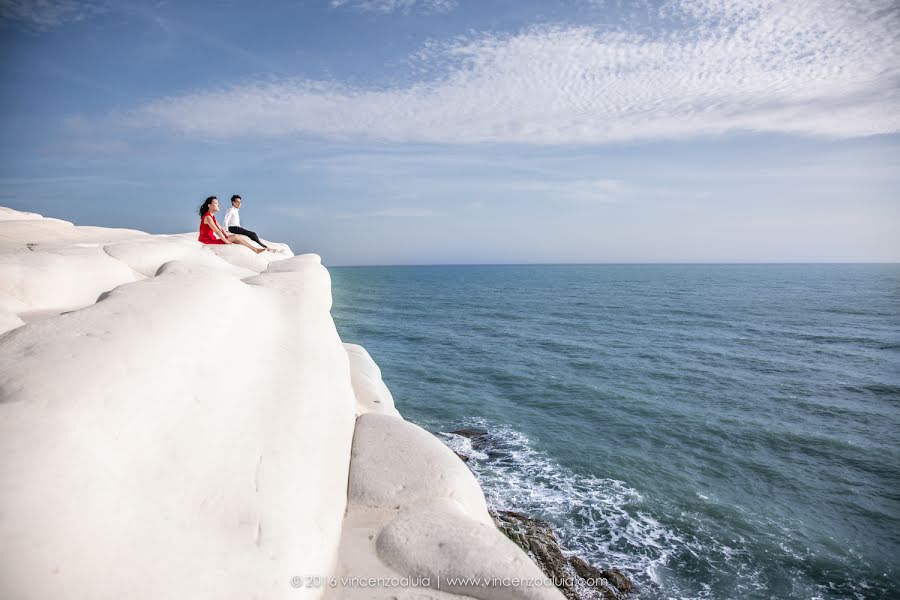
[328,264,900,600]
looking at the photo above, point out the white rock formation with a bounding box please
[344,344,401,418]
[0,207,564,600]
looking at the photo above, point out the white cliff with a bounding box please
[0,207,564,600]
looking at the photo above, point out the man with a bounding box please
[222,194,269,249]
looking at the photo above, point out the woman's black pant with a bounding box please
[228,226,267,248]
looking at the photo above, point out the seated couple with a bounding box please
[198,195,275,254]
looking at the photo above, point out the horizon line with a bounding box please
[325,261,900,268]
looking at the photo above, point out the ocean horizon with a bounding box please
[330,263,900,600]
[323,261,900,268]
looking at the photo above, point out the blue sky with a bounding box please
[1,0,898,265]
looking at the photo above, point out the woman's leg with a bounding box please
[226,234,266,253]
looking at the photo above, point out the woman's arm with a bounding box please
[204,215,232,243]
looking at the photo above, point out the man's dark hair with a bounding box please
[231,195,241,205]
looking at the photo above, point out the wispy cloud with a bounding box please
[507,178,627,203]
[270,204,440,219]
[0,0,106,29]
[338,207,442,218]
[270,205,319,219]
[374,207,440,217]
[329,0,457,15]
[126,0,900,144]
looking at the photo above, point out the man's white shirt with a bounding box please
[222,206,240,230]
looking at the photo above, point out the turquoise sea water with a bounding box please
[329,264,900,600]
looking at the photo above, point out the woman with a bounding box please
[198,196,266,254]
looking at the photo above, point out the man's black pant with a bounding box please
[228,226,267,248]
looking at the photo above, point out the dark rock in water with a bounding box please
[569,556,633,597]
[492,510,576,598]
[448,430,633,597]
[441,428,488,462]
[491,510,633,600]
[603,570,632,594]
[449,427,496,457]
[450,427,488,439]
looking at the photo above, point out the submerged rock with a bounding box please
[491,510,633,600]
[451,427,489,437]
[448,426,500,460]
[446,427,490,462]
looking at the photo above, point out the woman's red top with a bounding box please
[198,213,226,245]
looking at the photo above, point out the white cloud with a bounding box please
[127,0,900,144]
[329,0,456,14]
[0,0,106,28]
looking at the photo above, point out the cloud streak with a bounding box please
[127,0,900,144]
[0,0,106,28]
[339,207,442,218]
[329,0,456,14]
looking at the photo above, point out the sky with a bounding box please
[1,0,898,265]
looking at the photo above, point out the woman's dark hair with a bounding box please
[231,194,241,204]
[199,196,217,217]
